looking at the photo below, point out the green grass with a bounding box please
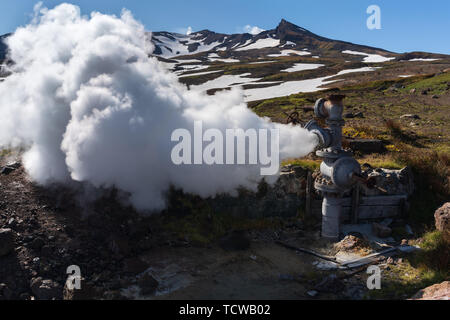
[403,72,450,95]
[281,159,320,171]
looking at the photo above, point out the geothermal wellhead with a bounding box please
[305,95,362,240]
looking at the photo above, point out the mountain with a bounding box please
[149,19,392,60]
[1,19,449,102]
[147,20,448,102]
[0,33,9,61]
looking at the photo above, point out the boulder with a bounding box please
[410,281,450,300]
[0,228,15,257]
[334,234,370,252]
[434,203,450,243]
[334,235,369,252]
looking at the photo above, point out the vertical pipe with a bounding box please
[321,193,342,239]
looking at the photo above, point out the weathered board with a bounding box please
[312,194,408,221]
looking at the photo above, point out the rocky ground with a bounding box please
[0,151,448,300]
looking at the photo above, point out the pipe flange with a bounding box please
[330,157,361,189]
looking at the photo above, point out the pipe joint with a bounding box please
[304,120,332,149]
[314,96,345,121]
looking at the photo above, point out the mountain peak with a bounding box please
[277,19,305,31]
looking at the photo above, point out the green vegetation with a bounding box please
[159,188,286,246]
[368,231,449,299]
[403,72,450,95]
[281,158,320,171]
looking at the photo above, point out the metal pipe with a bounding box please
[321,194,342,238]
[305,94,361,241]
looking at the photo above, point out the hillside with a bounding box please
[145,19,450,103]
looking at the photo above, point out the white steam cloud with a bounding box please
[243,25,265,35]
[0,3,318,211]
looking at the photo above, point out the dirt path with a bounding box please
[127,242,319,300]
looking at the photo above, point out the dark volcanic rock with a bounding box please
[1,166,15,175]
[30,277,62,300]
[31,237,45,251]
[0,228,15,257]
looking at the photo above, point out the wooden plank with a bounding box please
[340,205,400,221]
[341,195,408,207]
[311,196,407,220]
[314,195,407,207]
[359,195,408,206]
[340,247,397,268]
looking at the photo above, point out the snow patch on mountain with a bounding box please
[268,50,311,57]
[242,67,379,101]
[235,37,281,51]
[407,58,440,62]
[342,50,395,63]
[191,73,259,91]
[281,63,324,73]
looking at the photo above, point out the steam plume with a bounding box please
[0,3,318,211]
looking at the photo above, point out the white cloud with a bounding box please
[243,25,265,35]
[186,26,192,35]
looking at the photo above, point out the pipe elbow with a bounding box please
[304,120,332,149]
[314,97,344,121]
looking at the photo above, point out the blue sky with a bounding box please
[0,0,448,54]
